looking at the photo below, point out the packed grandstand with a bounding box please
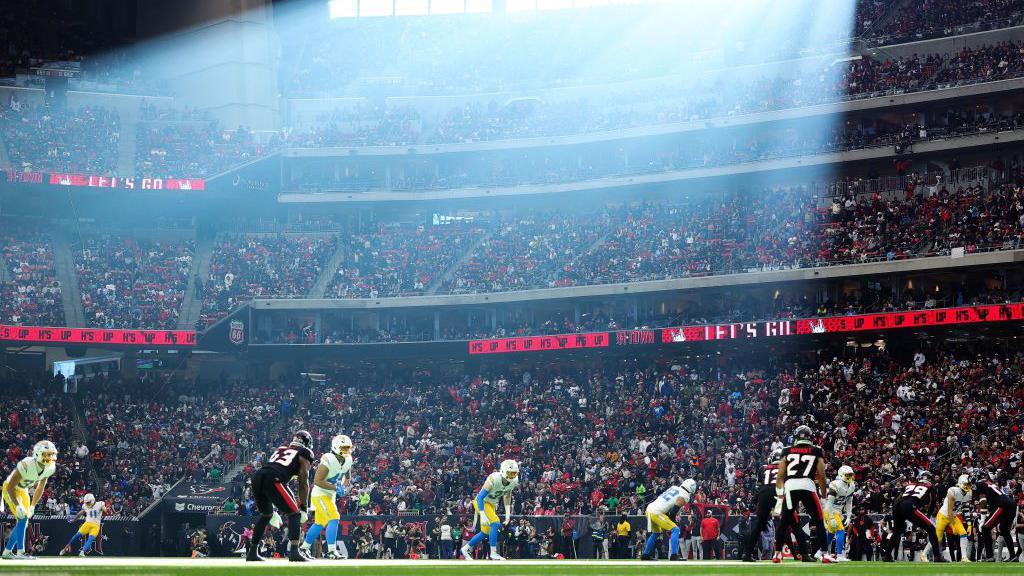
[1,0,1024,568]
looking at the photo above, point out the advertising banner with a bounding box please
[4,170,204,191]
[471,302,1024,355]
[0,325,196,347]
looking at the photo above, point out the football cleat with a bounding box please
[1,550,13,560]
[489,551,506,561]
[288,548,310,562]
[771,551,782,563]
[460,544,474,561]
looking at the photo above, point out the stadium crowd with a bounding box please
[4,158,1024,331]
[74,235,194,330]
[307,285,1023,345]
[292,102,1024,192]
[78,374,299,516]
[199,233,339,327]
[327,222,486,299]
[0,373,93,518]
[869,0,1024,46]
[0,101,120,174]
[0,221,64,327]
[136,121,268,179]
[438,174,1024,295]
[8,334,1024,560]
[3,39,1024,182]
[277,342,1024,550]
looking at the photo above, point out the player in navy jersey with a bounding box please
[972,471,1020,562]
[773,425,832,563]
[742,447,809,561]
[246,431,315,562]
[884,470,944,562]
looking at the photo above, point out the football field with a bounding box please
[0,558,1021,575]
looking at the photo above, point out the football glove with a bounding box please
[14,504,26,519]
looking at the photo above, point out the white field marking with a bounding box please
[0,557,786,568]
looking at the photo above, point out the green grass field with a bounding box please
[0,559,1021,575]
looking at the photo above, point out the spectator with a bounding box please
[700,509,722,559]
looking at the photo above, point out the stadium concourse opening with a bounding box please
[6,0,1024,572]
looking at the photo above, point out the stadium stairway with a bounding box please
[53,230,87,327]
[309,240,347,298]
[425,229,493,295]
[219,395,298,484]
[178,234,214,330]
[116,114,137,177]
[64,395,105,495]
[0,132,12,172]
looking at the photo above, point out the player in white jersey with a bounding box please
[934,474,973,562]
[299,434,353,559]
[461,460,519,561]
[2,440,57,560]
[641,479,697,561]
[824,466,855,561]
[61,493,108,556]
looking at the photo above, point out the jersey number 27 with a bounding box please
[785,454,816,478]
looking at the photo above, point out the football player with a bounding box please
[299,434,353,560]
[824,466,855,561]
[773,425,833,563]
[934,474,972,562]
[60,493,108,556]
[2,440,57,560]
[885,470,944,562]
[246,431,315,562]
[742,448,809,562]
[971,471,1020,562]
[461,459,519,561]
[641,479,697,561]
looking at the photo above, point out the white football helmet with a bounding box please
[681,478,697,498]
[499,459,519,481]
[837,465,855,485]
[958,473,972,492]
[332,434,354,456]
[33,440,57,465]
[82,493,96,506]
